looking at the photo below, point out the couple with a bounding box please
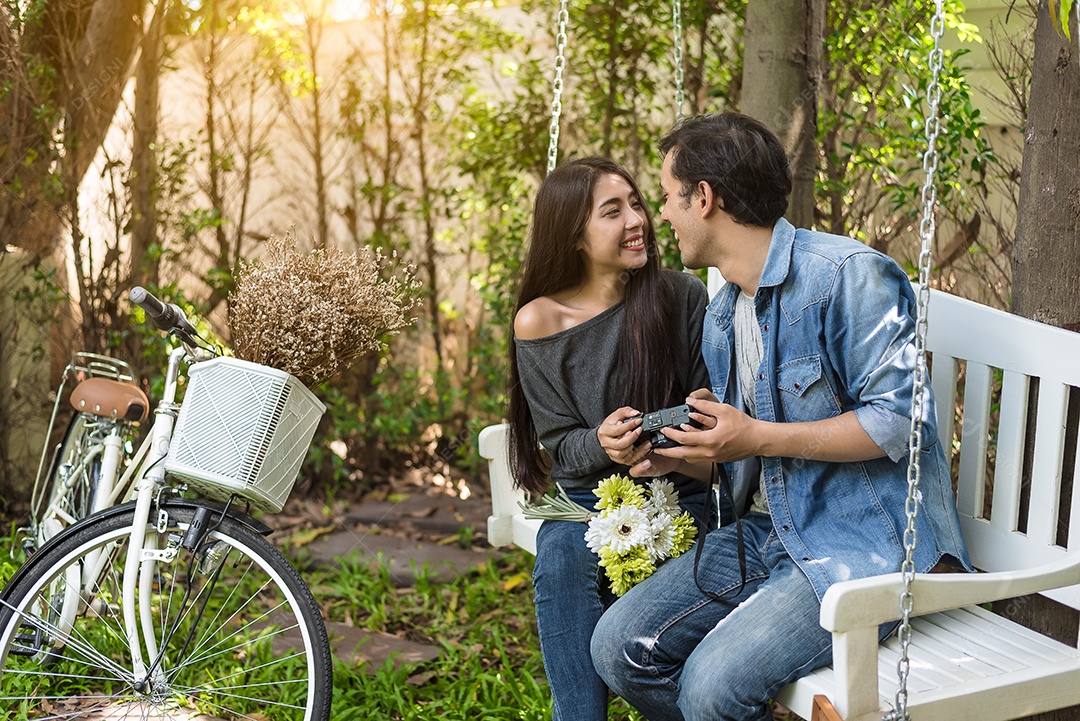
[507,112,972,721]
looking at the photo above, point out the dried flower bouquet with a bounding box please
[229,232,420,387]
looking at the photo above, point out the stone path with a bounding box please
[295,491,498,672]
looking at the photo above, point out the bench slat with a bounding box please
[918,607,1072,669]
[777,605,1080,721]
[1027,381,1069,547]
[956,362,993,519]
[990,369,1029,532]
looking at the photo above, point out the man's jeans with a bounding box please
[534,488,710,721]
[590,513,833,721]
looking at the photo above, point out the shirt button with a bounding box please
[763,325,769,332]
[782,525,790,531]
[793,382,801,390]
[802,557,810,562]
[758,373,765,380]
[770,476,778,484]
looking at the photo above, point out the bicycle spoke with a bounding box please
[178,673,311,693]
[1,601,132,681]
[172,683,307,710]
[174,646,310,687]
[167,561,247,660]
[167,688,304,721]
[1,509,329,721]
[179,593,290,669]
[172,618,303,676]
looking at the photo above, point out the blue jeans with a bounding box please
[534,487,711,721]
[590,513,833,721]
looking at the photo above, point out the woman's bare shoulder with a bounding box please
[514,297,564,340]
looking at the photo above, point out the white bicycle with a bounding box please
[0,288,332,720]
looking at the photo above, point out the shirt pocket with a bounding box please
[776,355,840,422]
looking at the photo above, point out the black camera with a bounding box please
[637,404,694,449]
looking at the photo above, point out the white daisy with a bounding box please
[646,478,681,518]
[585,505,652,555]
[647,513,677,562]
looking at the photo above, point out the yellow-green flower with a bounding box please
[593,474,646,511]
[598,546,657,597]
[670,512,698,557]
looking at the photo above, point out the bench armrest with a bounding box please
[819,553,1080,719]
[821,553,1080,633]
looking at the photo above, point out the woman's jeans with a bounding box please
[534,487,710,721]
[591,513,834,721]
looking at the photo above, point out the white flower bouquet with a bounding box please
[521,474,698,596]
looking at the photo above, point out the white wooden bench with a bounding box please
[480,289,1080,720]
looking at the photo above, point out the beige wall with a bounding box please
[0,250,53,499]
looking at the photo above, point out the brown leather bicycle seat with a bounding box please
[69,377,149,423]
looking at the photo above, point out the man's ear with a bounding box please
[696,181,723,217]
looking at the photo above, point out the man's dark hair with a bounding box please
[659,112,792,227]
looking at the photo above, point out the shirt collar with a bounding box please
[757,217,796,290]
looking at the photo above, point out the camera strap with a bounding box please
[693,461,746,601]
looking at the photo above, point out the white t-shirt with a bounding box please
[734,291,768,514]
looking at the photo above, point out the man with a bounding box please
[590,112,971,721]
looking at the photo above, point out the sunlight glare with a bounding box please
[281,0,373,24]
[327,0,372,21]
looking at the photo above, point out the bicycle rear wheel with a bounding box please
[34,414,101,547]
[0,504,332,721]
[25,414,104,665]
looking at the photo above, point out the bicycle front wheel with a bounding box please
[0,504,332,721]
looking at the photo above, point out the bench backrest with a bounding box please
[927,290,1080,609]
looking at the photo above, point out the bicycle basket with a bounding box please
[165,356,325,513]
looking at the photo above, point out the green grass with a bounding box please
[313,549,645,720]
[0,523,645,720]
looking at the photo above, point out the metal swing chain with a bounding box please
[886,2,947,720]
[672,0,685,120]
[546,0,570,176]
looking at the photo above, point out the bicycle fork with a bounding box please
[121,347,184,691]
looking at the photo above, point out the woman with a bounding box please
[507,157,712,720]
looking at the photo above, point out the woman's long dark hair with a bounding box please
[508,157,681,493]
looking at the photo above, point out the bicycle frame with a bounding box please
[118,346,186,685]
[36,427,130,529]
[26,344,263,689]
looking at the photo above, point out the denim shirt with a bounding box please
[704,219,972,600]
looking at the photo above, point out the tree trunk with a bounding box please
[203,16,231,311]
[997,3,1080,720]
[1012,1,1080,330]
[412,3,444,371]
[68,0,145,185]
[0,0,145,258]
[130,0,167,290]
[306,16,329,251]
[740,0,824,230]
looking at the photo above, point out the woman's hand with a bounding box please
[627,453,681,478]
[598,407,649,467]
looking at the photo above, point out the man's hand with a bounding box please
[598,407,650,467]
[654,388,888,464]
[652,389,762,464]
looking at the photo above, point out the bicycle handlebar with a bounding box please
[129,286,199,341]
